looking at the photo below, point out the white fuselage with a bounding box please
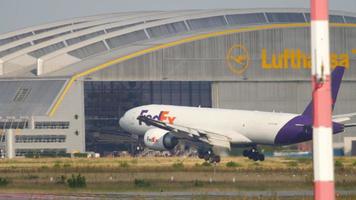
[119,105,298,145]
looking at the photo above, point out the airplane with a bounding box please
[119,66,356,163]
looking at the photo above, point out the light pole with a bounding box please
[310,0,335,199]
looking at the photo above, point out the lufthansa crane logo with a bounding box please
[226,44,250,75]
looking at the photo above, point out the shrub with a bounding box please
[288,161,298,167]
[352,161,356,166]
[25,174,39,179]
[67,174,86,188]
[134,179,150,187]
[56,175,66,184]
[172,162,184,169]
[63,163,71,168]
[73,153,88,158]
[226,161,241,168]
[130,159,138,164]
[335,160,343,168]
[53,163,61,168]
[194,180,203,187]
[119,161,129,168]
[201,162,212,167]
[0,177,9,186]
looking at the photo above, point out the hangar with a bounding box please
[0,8,355,157]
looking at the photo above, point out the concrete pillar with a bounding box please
[6,129,14,159]
[29,116,35,129]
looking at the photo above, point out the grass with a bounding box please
[225,161,241,168]
[0,156,354,194]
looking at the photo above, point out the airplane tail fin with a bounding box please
[302,66,345,116]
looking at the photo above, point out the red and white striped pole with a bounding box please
[311,0,335,199]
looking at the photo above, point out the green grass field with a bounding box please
[0,156,355,196]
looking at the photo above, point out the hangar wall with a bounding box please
[11,81,86,156]
[86,25,356,145]
[89,26,356,81]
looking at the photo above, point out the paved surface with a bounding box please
[0,191,355,200]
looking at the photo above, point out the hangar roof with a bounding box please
[0,79,66,117]
[1,8,356,79]
[1,8,356,117]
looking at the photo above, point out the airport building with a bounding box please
[1,9,356,157]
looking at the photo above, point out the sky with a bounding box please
[0,0,356,34]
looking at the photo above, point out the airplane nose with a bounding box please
[119,116,125,128]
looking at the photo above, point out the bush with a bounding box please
[134,179,150,187]
[63,163,71,168]
[288,161,298,167]
[172,162,184,169]
[194,180,203,187]
[335,160,343,168]
[53,162,61,168]
[130,159,138,164]
[352,161,356,166]
[56,175,66,184]
[25,174,39,179]
[226,161,241,168]
[73,153,88,158]
[119,161,129,168]
[200,162,212,167]
[0,177,9,186]
[67,174,86,188]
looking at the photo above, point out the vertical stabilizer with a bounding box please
[302,66,345,116]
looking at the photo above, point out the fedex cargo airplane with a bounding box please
[119,67,356,163]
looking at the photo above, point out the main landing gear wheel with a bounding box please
[198,149,221,163]
[243,147,265,161]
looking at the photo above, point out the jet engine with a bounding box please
[144,128,178,151]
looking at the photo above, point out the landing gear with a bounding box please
[243,147,265,161]
[198,149,221,163]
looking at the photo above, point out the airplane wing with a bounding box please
[137,116,232,150]
[333,112,356,123]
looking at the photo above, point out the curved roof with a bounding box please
[1,8,356,79]
[1,8,356,117]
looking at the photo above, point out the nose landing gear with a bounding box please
[243,147,265,161]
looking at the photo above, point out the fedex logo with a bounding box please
[139,110,176,125]
[146,136,158,143]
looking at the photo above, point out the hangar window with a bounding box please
[265,12,305,23]
[226,13,267,25]
[147,22,188,38]
[66,30,105,45]
[0,42,31,58]
[33,23,72,34]
[330,15,345,23]
[33,31,71,44]
[0,32,33,46]
[106,22,144,33]
[13,87,31,102]
[15,135,66,143]
[187,16,227,30]
[345,16,356,23]
[84,81,212,132]
[0,120,29,129]
[73,25,99,32]
[305,13,346,23]
[68,41,108,59]
[105,30,148,49]
[15,148,67,157]
[35,121,70,129]
[28,42,66,58]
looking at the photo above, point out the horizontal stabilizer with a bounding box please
[344,123,356,128]
[333,112,356,123]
